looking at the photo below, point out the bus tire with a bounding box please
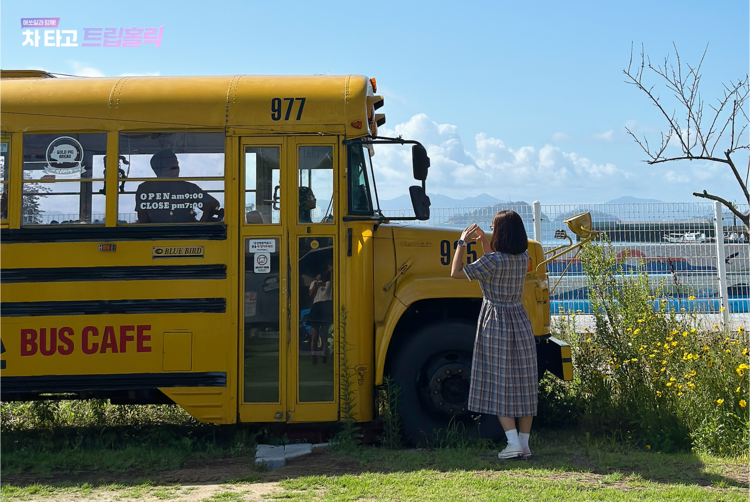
[387,320,504,446]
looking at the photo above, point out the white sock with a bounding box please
[519,432,530,450]
[505,429,520,448]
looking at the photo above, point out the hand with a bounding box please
[461,224,480,243]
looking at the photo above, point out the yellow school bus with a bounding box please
[0,70,582,440]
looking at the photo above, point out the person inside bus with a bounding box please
[135,150,221,223]
[307,262,333,364]
[299,186,316,223]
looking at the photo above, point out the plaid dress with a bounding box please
[463,251,538,417]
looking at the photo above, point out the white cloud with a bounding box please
[663,170,690,183]
[67,60,105,77]
[551,132,572,142]
[372,114,633,203]
[593,130,614,141]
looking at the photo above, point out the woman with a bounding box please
[307,264,333,364]
[450,210,537,459]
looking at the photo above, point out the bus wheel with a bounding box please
[387,321,503,445]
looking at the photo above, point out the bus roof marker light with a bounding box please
[370,78,377,93]
[351,121,363,129]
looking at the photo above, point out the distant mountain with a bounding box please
[379,193,504,210]
[606,196,663,204]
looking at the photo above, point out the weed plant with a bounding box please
[551,241,749,456]
[330,306,363,452]
[377,376,403,449]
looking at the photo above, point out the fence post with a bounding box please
[533,201,542,243]
[714,201,731,325]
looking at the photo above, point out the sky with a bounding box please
[2,0,748,205]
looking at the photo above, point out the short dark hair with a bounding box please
[150,150,178,171]
[490,210,528,255]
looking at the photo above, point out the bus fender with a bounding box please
[374,277,480,385]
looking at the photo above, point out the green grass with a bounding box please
[274,470,745,501]
[2,432,745,501]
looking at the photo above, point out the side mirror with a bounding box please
[409,186,431,221]
[412,144,430,181]
[563,212,596,239]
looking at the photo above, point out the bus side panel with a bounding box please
[0,239,235,424]
[342,224,375,422]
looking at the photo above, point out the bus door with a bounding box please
[239,136,339,423]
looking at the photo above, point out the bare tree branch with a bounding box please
[624,43,750,230]
[693,190,750,228]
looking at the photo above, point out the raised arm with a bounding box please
[451,224,480,279]
[475,226,492,255]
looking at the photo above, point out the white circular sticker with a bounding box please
[45,136,84,176]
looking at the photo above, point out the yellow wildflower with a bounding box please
[656,391,662,397]
[708,360,713,367]
[670,330,678,335]
[714,325,719,330]
[737,364,750,377]
[666,382,672,387]
[638,319,644,323]
[649,354,655,358]
[720,306,726,312]
[690,328,696,333]
[682,331,688,337]
[669,377,676,381]
[689,370,696,376]
[586,338,591,343]
[737,387,742,393]
[631,358,638,362]
[742,348,747,356]
[646,445,651,449]
[677,392,683,396]
[634,329,641,335]
[726,349,731,354]
[688,296,696,300]
[661,367,666,372]
[739,327,745,334]
[717,399,724,405]
[672,341,678,346]
[662,360,667,365]
[687,382,695,388]
[703,346,709,352]
[741,400,747,408]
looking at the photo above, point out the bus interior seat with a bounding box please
[246,210,265,224]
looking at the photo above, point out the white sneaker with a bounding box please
[497,444,524,459]
[521,447,532,459]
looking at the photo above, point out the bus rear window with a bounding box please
[118,132,225,224]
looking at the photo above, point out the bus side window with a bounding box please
[298,146,334,224]
[1,139,9,223]
[117,132,225,224]
[21,133,107,226]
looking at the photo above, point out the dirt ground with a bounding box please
[2,449,367,501]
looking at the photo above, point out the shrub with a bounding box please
[553,241,749,456]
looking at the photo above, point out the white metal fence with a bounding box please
[383,202,749,318]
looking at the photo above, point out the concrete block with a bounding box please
[312,443,330,449]
[255,444,285,459]
[284,443,312,459]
